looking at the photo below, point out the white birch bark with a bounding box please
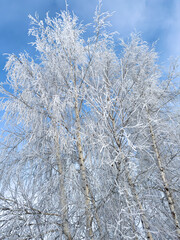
[148,115,180,239]
[54,127,72,240]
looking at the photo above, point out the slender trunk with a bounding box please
[124,189,139,240]
[89,189,102,237]
[125,168,153,240]
[55,130,72,240]
[74,84,94,239]
[148,115,180,239]
[104,70,153,238]
[110,116,153,240]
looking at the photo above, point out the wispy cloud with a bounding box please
[0,0,179,66]
[102,0,179,60]
[165,0,180,58]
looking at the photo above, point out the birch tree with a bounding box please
[0,3,180,240]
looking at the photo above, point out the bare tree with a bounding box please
[0,3,179,240]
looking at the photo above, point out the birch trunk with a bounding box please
[124,189,139,240]
[125,166,153,240]
[110,115,154,240]
[148,115,180,239]
[74,82,94,239]
[55,129,72,240]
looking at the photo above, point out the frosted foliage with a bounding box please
[0,4,180,240]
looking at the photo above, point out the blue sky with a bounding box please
[0,0,179,82]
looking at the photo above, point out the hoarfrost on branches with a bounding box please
[0,2,180,240]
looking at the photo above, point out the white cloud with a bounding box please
[103,0,146,34]
[166,0,180,58]
[0,0,179,60]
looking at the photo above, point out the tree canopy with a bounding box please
[0,3,180,240]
